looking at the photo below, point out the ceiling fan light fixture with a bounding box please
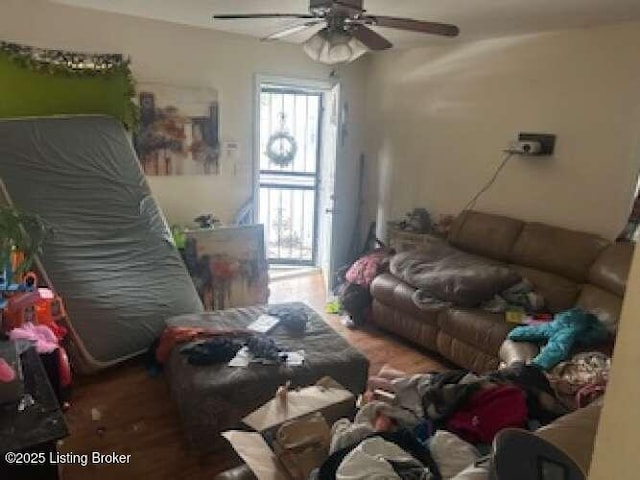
[302,30,326,59]
[303,28,368,65]
[215,1,460,62]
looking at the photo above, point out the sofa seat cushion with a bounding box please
[439,308,516,357]
[510,265,580,313]
[370,274,442,327]
[510,223,608,282]
[371,300,442,352]
[390,245,520,307]
[436,332,502,373]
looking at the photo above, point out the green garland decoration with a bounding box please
[1,41,126,75]
[1,41,139,129]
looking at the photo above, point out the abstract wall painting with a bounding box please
[134,83,220,176]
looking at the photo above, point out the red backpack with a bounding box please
[446,385,528,444]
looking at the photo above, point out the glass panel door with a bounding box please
[258,85,323,265]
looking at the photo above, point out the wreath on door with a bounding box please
[265,113,298,167]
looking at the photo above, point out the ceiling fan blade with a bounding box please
[332,0,364,13]
[213,13,316,20]
[262,20,325,41]
[351,25,392,51]
[362,16,460,37]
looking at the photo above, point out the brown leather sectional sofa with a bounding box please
[370,210,634,373]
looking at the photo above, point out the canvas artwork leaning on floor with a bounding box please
[182,225,269,311]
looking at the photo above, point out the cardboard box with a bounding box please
[223,377,356,480]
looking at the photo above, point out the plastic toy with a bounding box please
[57,347,72,388]
[1,287,66,332]
[1,271,66,334]
[0,256,37,310]
[1,291,38,331]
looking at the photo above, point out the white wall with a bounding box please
[366,22,640,239]
[1,0,367,231]
[589,245,640,478]
[4,1,639,246]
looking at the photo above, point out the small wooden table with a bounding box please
[0,347,69,479]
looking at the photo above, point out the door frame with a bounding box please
[252,74,337,268]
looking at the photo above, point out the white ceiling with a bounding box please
[51,0,640,48]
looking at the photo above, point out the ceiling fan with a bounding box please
[213,0,460,64]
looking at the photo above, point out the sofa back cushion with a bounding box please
[509,265,580,313]
[573,242,635,334]
[449,211,523,262]
[575,285,622,334]
[509,223,608,282]
[588,242,634,296]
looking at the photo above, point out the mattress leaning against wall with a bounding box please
[0,115,204,373]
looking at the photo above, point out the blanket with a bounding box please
[390,244,521,308]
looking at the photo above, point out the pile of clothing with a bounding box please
[153,326,254,366]
[381,364,565,435]
[334,248,392,327]
[309,363,571,480]
[320,400,492,480]
[482,279,546,314]
[152,326,293,367]
[149,305,312,369]
[313,407,486,479]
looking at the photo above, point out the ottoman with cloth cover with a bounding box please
[164,302,370,451]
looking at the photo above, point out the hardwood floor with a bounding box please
[269,272,450,375]
[57,272,448,480]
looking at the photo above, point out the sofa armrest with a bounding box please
[535,401,602,468]
[499,339,540,366]
[215,465,256,480]
[492,403,602,479]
